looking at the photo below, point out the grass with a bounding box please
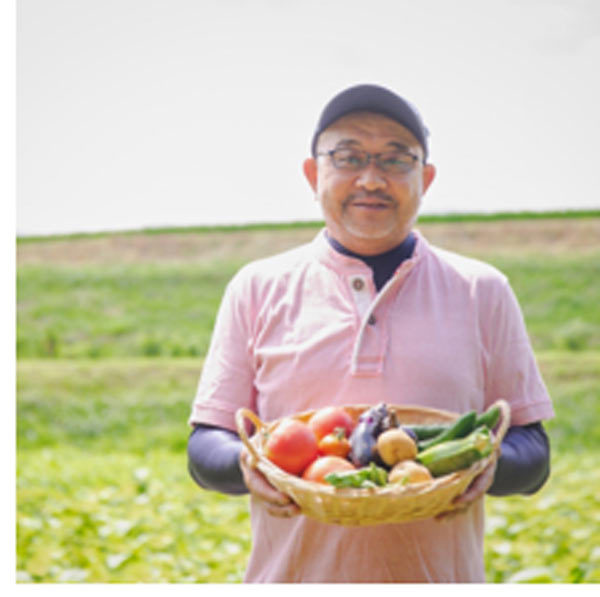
[477,254,600,353]
[17,358,252,583]
[16,262,243,359]
[16,358,201,453]
[17,448,251,583]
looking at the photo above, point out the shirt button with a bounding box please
[352,278,365,291]
[367,314,377,325]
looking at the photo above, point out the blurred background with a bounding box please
[17,0,600,236]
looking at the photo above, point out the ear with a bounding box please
[303,158,318,192]
[422,163,436,194]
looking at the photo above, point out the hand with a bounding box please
[239,447,301,518]
[435,452,499,521]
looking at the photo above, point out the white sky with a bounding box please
[16,0,600,236]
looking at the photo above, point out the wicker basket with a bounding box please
[235,400,510,526]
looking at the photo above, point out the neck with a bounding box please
[326,231,417,291]
[326,232,414,258]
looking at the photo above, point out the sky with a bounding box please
[16,0,600,236]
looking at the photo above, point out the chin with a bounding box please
[343,222,398,241]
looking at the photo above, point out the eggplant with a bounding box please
[348,403,389,467]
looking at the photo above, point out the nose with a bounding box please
[355,163,387,191]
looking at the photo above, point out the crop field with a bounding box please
[16,213,600,583]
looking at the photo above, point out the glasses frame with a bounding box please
[317,147,424,174]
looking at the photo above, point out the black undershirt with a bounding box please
[326,231,416,291]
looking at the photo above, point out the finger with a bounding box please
[454,460,497,506]
[239,446,258,471]
[435,458,498,521]
[239,449,300,512]
[264,501,302,518]
[240,452,288,502]
[247,470,302,517]
[247,468,293,505]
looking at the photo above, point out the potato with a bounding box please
[388,460,432,485]
[376,428,417,467]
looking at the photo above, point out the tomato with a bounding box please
[308,406,356,441]
[302,456,356,484]
[264,418,319,475]
[318,429,351,458]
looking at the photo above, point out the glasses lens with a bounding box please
[377,151,416,173]
[330,148,368,170]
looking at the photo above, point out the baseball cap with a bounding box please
[310,83,430,160]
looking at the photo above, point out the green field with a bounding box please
[16,214,600,583]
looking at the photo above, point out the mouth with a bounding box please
[347,193,394,210]
[352,201,389,210]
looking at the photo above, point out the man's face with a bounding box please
[303,112,436,255]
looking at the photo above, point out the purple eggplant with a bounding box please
[348,403,389,467]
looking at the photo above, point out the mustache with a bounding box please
[344,191,396,205]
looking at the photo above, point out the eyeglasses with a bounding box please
[317,147,422,174]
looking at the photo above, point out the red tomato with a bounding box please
[264,418,318,475]
[308,407,356,441]
[318,429,351,458]
[302,456,356,484]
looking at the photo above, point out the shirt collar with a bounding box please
[326,230,416,264]
[312,227,427,272]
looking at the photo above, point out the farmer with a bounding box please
[187,83,554,582]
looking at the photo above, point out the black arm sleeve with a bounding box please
[187,424,249,496]
[487,421,550,496]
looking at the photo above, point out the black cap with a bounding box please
[310,83,429,160]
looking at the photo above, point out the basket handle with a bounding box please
[235,407,266,467]
[490,399,511,452]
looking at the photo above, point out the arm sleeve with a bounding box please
[187,424,248,495]
[481,278,554,425]
[488,421,550,496]
[188,268,258,431]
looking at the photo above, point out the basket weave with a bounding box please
[235,400,510,526]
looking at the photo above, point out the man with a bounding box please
[187,84,554,582]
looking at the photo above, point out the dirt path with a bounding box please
[17,217,600,266]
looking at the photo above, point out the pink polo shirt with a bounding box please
[189,228,554,583]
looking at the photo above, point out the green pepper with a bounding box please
[417,427,493,477]
[475,405,501,430]
[324,462,388,488]
[404,423,450,441]
[418,410,477,451]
